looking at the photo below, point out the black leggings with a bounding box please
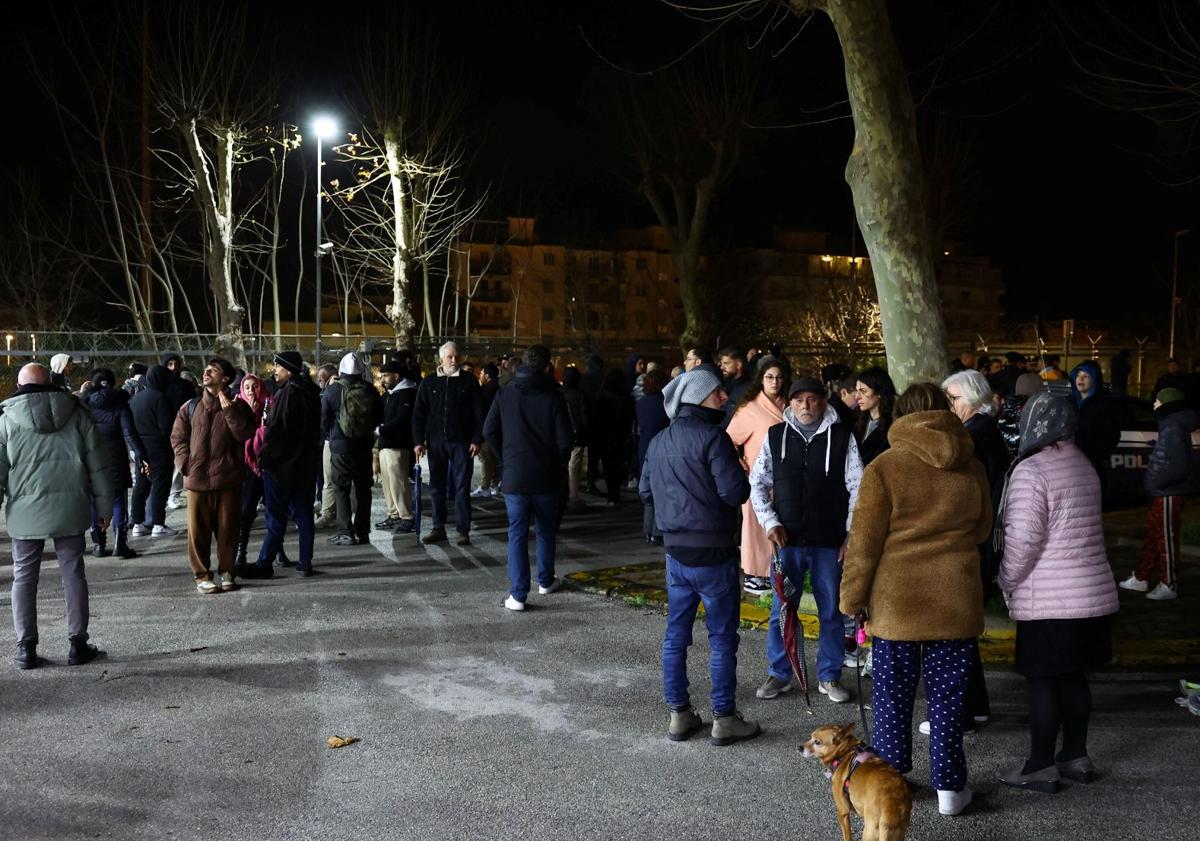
[1027,673,1092,769]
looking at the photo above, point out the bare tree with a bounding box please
[620,39,757,349]
[786,271,882,369]
[150,2,277,364]
[326,14,485,347]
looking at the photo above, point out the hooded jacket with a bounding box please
[378,378,419,451]
[483,366,573,495]
[85,386,146,490]
[840,410,992,641]
[999,439,1119,622]
[321,374,385,454]
[1070,360,1129,484]
[170,389,256,492]
[160,353,195,414]
[638,403,749,561]
[1146,401,1200,497]
[129,365,176,459]
[749,403,863,548]
[0,385,114,539]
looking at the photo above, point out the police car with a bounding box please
[1106,396,1200,506]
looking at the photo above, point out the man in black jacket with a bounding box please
[638,367,758,745]
[321,353,384,546]
[375,360,419,534]
[242,351,323,577]
[484,345,572,611]
[412,341,483,546]
[129,365,178,537]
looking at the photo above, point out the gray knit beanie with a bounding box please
[662,367,723,420]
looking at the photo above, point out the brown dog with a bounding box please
[802,723,912,841]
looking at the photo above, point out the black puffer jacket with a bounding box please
[85,387,146,490]
[964,412,1010,491]
[129,365,175,460]
[482,367,572,495]
[259,375,323,486]
[412,372,482,447]
[1147,402,1200,497]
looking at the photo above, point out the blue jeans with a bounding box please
[663,555,741,717]
[504,492,560,602]
[256,470,316,571]
[428,440,473,535]
[871,637,973,791]
[767,545,844,682]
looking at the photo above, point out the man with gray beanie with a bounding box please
[638,367,759,745]
[3,363,113,668]
[749,376,862,704]
[321,352,383,546]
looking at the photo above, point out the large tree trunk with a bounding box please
[383,131,417,348]
[802,0,947,389]
[179,119,246,366]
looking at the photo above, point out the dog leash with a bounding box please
[854,614,871,744]
[771,547,813,714]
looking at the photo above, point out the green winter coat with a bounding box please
[0,386,114,539]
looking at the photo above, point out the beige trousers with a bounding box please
[379,448,414,520]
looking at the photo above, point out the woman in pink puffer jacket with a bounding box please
[997,392,1118,796]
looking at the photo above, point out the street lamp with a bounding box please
[312,115,339,365]
[1170,228,1191,359]
[5,334,12,367]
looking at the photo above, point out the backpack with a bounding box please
[337,380,376,439]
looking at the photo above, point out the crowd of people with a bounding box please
[4,341,1197,822]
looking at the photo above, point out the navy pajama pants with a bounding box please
[871,637,973,792]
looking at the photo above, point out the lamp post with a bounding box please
[312,115,338,365]
[5,334,12,367]
[1170,228,1191,360]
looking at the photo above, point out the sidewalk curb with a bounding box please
[568,563,1200,670]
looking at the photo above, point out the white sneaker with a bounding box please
[504,595,525,612]
[313,515,332,529]
[1147,583,1178,600]
[471,487,489,498]
[219,572,237,592]
[196,579,219,595]
[819,680,850,703]
[489,486,502,497]
[151,524,179,537]
[1119,573,1149,592]
[919,720,931,735]
[167,494,185,510]
[937,787,972,816]
[130,523,151,537]
[538,577,563,595]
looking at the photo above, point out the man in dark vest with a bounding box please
[749,376,863,704]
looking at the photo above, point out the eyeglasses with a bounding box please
[762,374,784,381]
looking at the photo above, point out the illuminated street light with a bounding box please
[311,115,339,364]
[5,334,11,367]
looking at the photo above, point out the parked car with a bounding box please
[1106,395,1200,507]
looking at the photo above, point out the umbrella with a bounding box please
[772,547,812,711]
[412,463,423,546]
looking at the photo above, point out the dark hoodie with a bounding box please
[483,366,572,495]
[1147,401,1200,497]
[129,365,176,458]
[1070,360,1130,488]
[160,352,195,413]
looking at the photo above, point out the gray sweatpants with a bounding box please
[11,535,89,644]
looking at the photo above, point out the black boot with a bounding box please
[67,635,104,666]
[90,528,111,558]
[14,640,37,670]
[114,528,139,559]
[276,548,295,567]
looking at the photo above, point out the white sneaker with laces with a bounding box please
[919,720,931,735]
[1119,573,1149,592]
[131,523,151,537]
[819,680,850,703]
[504,595,526,612]
[937,787,972,816]
[538,578,563,595]
[151,524,179,537]
[470,487,489,498]
[1147,583,1178,600]
[196,579,219,595]
[167,494,185,510]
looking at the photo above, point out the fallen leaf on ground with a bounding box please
[327,735,360,749]
[189,646,208,653]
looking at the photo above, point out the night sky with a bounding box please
[5,0,1195,330]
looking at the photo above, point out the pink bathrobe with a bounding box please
[727,391,786,578]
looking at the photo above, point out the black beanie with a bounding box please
[274,351,304,375]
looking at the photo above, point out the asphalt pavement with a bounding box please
[0,489,1197,841]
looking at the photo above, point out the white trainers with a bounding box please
[504,595,526,612]
[1118,573,1149,592]
[489,486,502,497]
[470,487,490,498]
[937,787,972,816]
[1147,583,1178,600]
[130,523,151,537]
[538,577,563,595]
[151,524,179,537]
[219,572,237,592]
[196,578,219,594]
[819,680,851,703]
[167,494,186,510]
[919,720,931,735]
